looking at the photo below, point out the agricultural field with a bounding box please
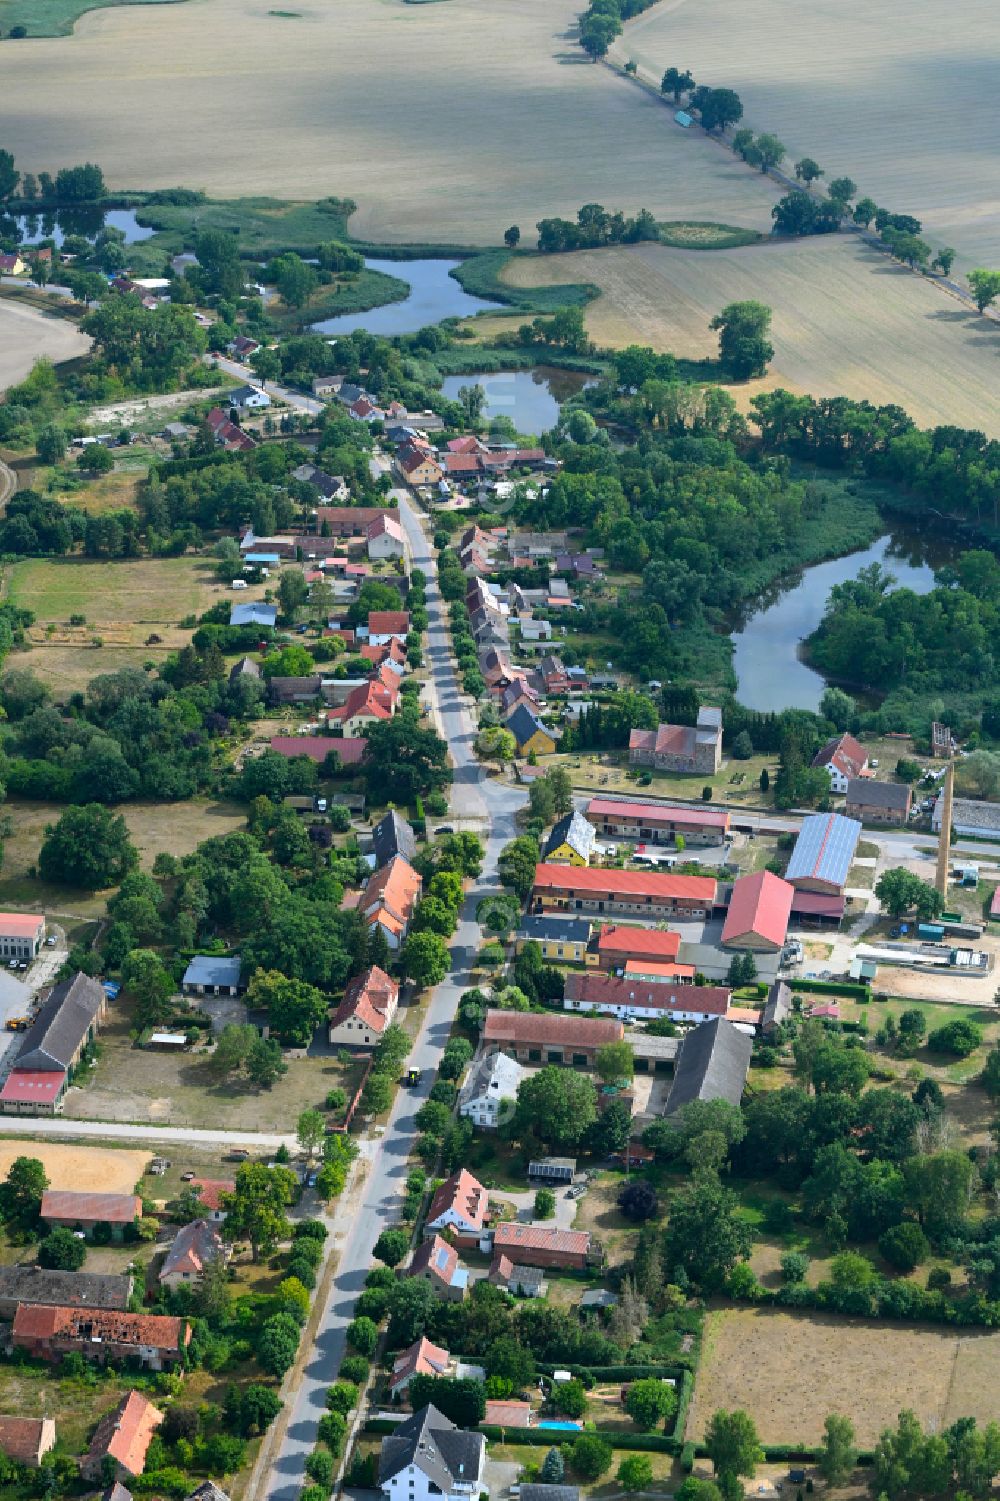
[0,297,90,395]
[502,237,1000,436]
[0,0,779,245]
[0,1139,149,1192]
[689,1307,1000,1446]
[612,0,1000,270]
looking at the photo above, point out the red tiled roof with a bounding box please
[13,1305,188,1353]
[330,965,398,1034]
[483,1009,624,1047]
[493,1224,590,1257]
[363,855,421,936]
[533,864,717,903]
[368,611,410,636]
[391,1336,451,1390]
[428,1169,488,1232]
[191,1178,235,1213]
[0,913,45,937]
[41,1190,139,1225]
[409,1234,460,1285]
[329,680,395,723]
[622,959,696,981]
[565,972,730,1016]
[0,1071,64,1105]
[270,735,366,765]
[586,796,730,831]
[812,733,867,780]
[0,1416,54,1466]
[85,1390,163,1478]
[484,1400,533,1427]
[597,924,681,960]
[721,870,794,950]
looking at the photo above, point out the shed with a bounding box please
[182,955,243,996]
[147,1032,188,1050]
[527,1157,576,1184]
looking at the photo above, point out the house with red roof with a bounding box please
[0,1416,56,1468]
[483,1009,624,1067]
[591,923,682,971]
[13,1306,189,1370]
[159,1220,226,1289]
[397,444,444,486]
[489,1223,591,1270]
[585,796,730,847]
[629,707,722,775]
[564,972,730,1024]
[205,407,255,452]
[81,1391,163,1482]
[425,1169,489,1245]
[721,870,794,953]
[812,733,868,794]
[327,678,396,735]
[269,734,367,766]
[532,864,717,919]
[360,855,421,949]
[367,610,410,645]
[367,512,406,560]
[389,1336,453,1399]
[190,1179,235,1225]
[349,396,385,423]
[408,1235,469,1301]
[328,966,399,1048]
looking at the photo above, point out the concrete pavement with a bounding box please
[260,492,525,1500]
[0,1116,294,1150]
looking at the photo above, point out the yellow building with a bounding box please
[543,811,597,866]
[506,704,558,757]
[515,916,593,964]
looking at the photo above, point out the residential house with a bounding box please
[312,375,343,400]
[487,1258,547,1299]
[328,965,399,1048]
[371,810,417,869]
[590,924,682,972]
[544,811,597,866]
[785,813,861,895]
[361,637,408,675]
[762,980,792,1036]
[531,865,717,919]
[0,971,108,1116]
[228,656,261,686]
[489,1224,591,1271]
[584,796,730,847]
[0,1416,56,1468]
[41,1190,140,1242]
[518,615,552,644]
[367,610,410,646]
[0,1265,131,1320]
[327,678,397,735]
[845,779,912,825]
[186,1485,232,1501]
[398,444,444,487]
[537,654,570,695]
[629,706,723,775]
[226,335,260,360]
[159,1220,226,1289]
[0,913,45,961]
[390,1337,453,1400]
[13,1307,190,1370]
[224,384,271,411]
[182,955,243,997]
[425,1169,489,1244]
[721,871,794,952]
[664,1017,753,1116]
[350,396,385,422]
[379,1404,484,1501]
[812,733,868,794]
[230,602,277,628]
[206,408,255,452]
[367,512,406,560]
[501,678,542,720]
[933,797,1000,839]
[0,253,27,275]
[81,1392,164,1483]
[564,972,730,1024]
[292,463,350,501]
[361,855,421,949]
[516,916,592,964]
[482,1009,625,1068]
[458,1053,524,1130]
[408,1236,469,1302]
[187,1179,235,1226]
[506,704,558,757]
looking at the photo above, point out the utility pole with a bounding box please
[934,759,954,899]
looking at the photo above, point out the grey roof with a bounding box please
[183,955,242,989]
[230,602,277,628]
[458,1051,524,1112]
[228,655,261,683]
[506,702,552,748]
[665,1018,752,1116]
[519,915,593,946]
[522,1487,581,1501]
[103,1486,135,1501]
[372,810,417,869]
[629,1033,680,1061]
[16,971,105,1072]
[0,1264,131,1311]
[785,812,861,889]
[762,980,792,1033]
[185,1486,232,1501]
[545,811,597,862]
[161,1219,223,1280]
[379,1405,484,1491]
[579,1289,618,1309]
[846,778,910,811]
[935,796,1000,834]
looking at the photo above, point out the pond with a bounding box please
[311,257,499,336]
[730,527,960,713]
[439,367,594,433]
[6,207,155,246]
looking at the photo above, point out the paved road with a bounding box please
[0,1116,293,1150]
[211,353,324,418]
[261,493,524,1500]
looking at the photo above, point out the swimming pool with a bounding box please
[538,1421,583,1431]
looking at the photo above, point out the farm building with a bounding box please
[584,796,729,846]
[315,506,401,538]
[13,1307,190,1370]
[0,1265,131,1320]
[515,915,593,964]
[933,797,1000,839]
[41,1190,140,1241]
[811,733,868,793]
[229,602,277,628]
[269,734,366,765]
[564,971,729,1023]
[0,913,45,961]
[531,864,717,919]
[489,1223,592,1270]
[0,1416,56,1469]
[721,871,794,952]
[80,1391,163,1482]
[328,965,399,1048]
[664,1018,753,1116]
[845,779,912,825]
[0,971,108,1116]
[591,923,682,971]
[482,1009,624,1067]
[784,813,861,895]
[544,811,597,865]
[628,706,722,775]
[182,955,244,997]
[621,958,696,985]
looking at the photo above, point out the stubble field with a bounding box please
[690,1307,1000,1446]
[613,0,1000,270]
[0,298,90,395]
[0,0,779,245]
[502,237,1000,435]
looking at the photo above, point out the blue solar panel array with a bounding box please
[785,813,861,888]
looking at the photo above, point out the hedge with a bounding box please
[536,1363,684,1382]
[476,1427,676,1452]
[789,978,872,1002]
[667,1368,694,1449]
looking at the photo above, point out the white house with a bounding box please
[226,385,271,411]
[424,1169,489,1243]
[458,1053,524,1130]
[563,972,732,1025]
[811,733,867,794]
[379,1405,485,1501]
[367,513,406,561]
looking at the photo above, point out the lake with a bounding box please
[311,257,499,336]
[7,207,155,246]
[730,528,959,713]
[439,367,593,434]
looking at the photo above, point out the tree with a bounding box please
[36,424,66,465]
[618,1180,659,1222]
[248,970,328,1046]
[39,803,138,888]
[270,252,318,308]
[325,1380,360,1415]
[896,1009,926,1055]
[570,1434,613,1481]
[663,1177,753,1289]
[476,726,516,768]
[827,176,857,210]
[698,88,743,132]
[400,930,449,990]
[933,248,956,276]
[121,948,174,1029]
[373,1228,409,1267]
[552,1378,587,1418]
[0,149,18,200]
[626,1377,678,1431]
[819,1414,857,1487]
[210,1022,257,1078]
[780,1251,809,1284]
[0,1156,48,1230]
[412,896,457,938]
[498,834,541,901]
[749,133,786,173]
[595,1040,634,1084]
[239,1384,283,1436]
[258,1311,300,1378]
[929,1017,983,1057]
[794,157,823,185]
[363,718,451,804]
[705,1409,762,1480]
[661,67,694,102]
[361,1072,393,1114]
[579,12,620,60]
[297,1108,326,1159]
[347,1315,379,1355]
[246,1037,288,1090]
[514,1067,597,1150]
[968,269,1000,313]
[878,1221,929,1272]
[504,226,521,249]
[541,1448,566,1483]
[408,1376,486,1428]
[38,1226,87,1270]
[875,867,942,921]
[710,302,773,381]
[222,1162,296,1262]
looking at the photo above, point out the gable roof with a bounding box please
[362,855,421,935]
[41,1190,140,1225]
[785,812,861,889]
[409,1235,466,1290]
[812,733,867,780]
[532,864,718,904]
[506,703,553,748]
[371,810,417,868]
[368,610,410,636]
[161,1220,223,1280]
[13,1305,189,1354]
[427,1168,489,1232]
[483,1009,624,1048]
[564,971,730,1016]
[230,602,277,628]
[379,1404,483,1491]
[665,1018,753,1115]
[0,1415,56,1466]
[458,1051,524,1111]
[85,1391,163,1478]
[545,811,596,862]
[183,955,242,989]
[721,870,793,949]
[190,1178,235,1213]
[329,965,398,1035]
[586,795,730,831]
[367,512,405,543]
[391,1336,451,1391]
[15,971,105,1072]
[596,925,681,961]
[845,778,911,811]
[492,1223,590,1258]
[0,1264,130,1312]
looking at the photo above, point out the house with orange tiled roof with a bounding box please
[425,1169,488,1245]
[81,1391,163,1483]
[361,855,421,950]
[190,1178,235,1225]
[0,1416,56,1468]
[328,966,399,1047]
[327,678,396,736]
[389,1336,453,1399]
[13,1306,189,1370]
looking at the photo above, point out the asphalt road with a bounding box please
[260,492,525,1501]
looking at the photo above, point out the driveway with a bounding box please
[491,1185,581,1231]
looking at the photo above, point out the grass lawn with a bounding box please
[0,0,185,36]
[551,752,778,811]
[7,554,223,623]
[486,1441,682,1495]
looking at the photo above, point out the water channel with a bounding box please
[311,257,499,337]
[730,526,960,713]
[439,367,593,433]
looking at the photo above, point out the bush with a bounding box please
[571,1434,614,1480]
[340,1354,369,1384]
[681,1441,696,1473]
[928,1019,983,1058]
[38,1227,86,1270]
[878,1222,930,1272]
[325,1380,359,1415]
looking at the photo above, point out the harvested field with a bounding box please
[502,237,1000,435]
[8,555,224,622]
[0,1139,149,1192]
[689,1307,1000,1446]
[0,297,90,395]
[0,0,779,245]
[613,0,1000,270]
